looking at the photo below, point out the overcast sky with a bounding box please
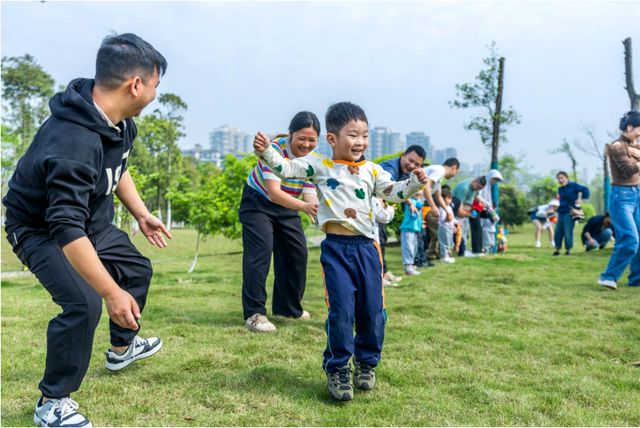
[2,1,639,180]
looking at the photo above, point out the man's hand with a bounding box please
[138,213,172,248]
[253,132,271,153]
[104,288,140,330]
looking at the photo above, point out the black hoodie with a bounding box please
[3,78,136,247]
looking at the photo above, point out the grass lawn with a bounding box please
[1,224,639,426]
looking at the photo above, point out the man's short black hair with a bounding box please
[96,33,167,90]
[443,157,460,168]
[404,145,426,160]
[556,171,569,179]
[476,176,487,187]
[325,102,368,135]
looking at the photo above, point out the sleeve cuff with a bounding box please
[53,227,87,247]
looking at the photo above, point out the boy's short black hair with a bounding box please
[443,157,460,168]
[476,176,487,187]
[556,171,569,179]
[325,102,368,135]
[441,184,451,192]
[96,32,167,90]
[405,145,426,160]
[441,187,452,199]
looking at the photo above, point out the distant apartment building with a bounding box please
[405,132,433,161]
[369,127,405,159]
[209,124,253,157]
[181,143,223,167]
[433,147,458,164]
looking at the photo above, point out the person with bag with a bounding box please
[553,171,590,256]
[598,111,640,290]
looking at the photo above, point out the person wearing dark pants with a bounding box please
[2,33,170,427]
[240,186,309,319]
[7,225,153,397]
[582,213,614,251]
[553,171,590,256]
[469,215,484,254]
[321,235,386,374]
[239,112,320,333]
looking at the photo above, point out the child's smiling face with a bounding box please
[328,120,369,162]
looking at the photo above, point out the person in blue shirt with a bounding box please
[378,146,426,279]
[399,194,425,275]
[553,171,590,256]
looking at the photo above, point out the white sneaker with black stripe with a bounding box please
[34,397,91,427]
[105,336,163,372]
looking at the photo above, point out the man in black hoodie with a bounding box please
[3,33,171,427]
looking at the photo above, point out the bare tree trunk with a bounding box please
[623,38,639,111]
[188,231,201,273]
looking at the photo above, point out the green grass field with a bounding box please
[1,225,639,426]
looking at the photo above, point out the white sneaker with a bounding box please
[442,256,456,264]
[298,310,311,320]
[464,250,476,257]
[384,272,403,283]
[383,278,398,287]
[404,266,421,276]
[34,397,92,427]
[597,279,617,290]
[549,241,555,248]
[105,336,163,372]
[534,241,541,248]
[245,313,276,332]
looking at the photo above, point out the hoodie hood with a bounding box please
[49,78,123,144]
[479,169,503,204]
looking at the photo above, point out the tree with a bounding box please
[156,94,188,229]
[1,55,55,159]
[527,176,558,207]
[498,185,528,228]
[623,37,639,111]
[450,42,521,212]
[550,139,578,181]
[174,154,255,272]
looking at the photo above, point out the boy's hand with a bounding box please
[253,132,271,153]
[413,168,428,184]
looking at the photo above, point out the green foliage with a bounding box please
[498,185,528,227]
[1,54,55,195]
[372,151,403,164]
[581,202,596,219]
[175,154,256,242]
[449,42,521,151]
[527,176,558,206]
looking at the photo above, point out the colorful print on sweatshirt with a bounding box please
[258,146,425,239]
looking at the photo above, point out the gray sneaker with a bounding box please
[34,397,92,427]
[326,365,353,401]
[353,360,376,390]
[105,336,163,372]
